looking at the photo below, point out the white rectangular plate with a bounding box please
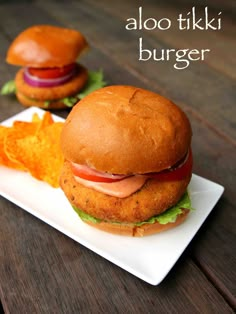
[0,107,224,285]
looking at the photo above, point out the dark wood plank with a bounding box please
[187,118,236,309]
[0,31,23,120]
[164,0,236,18]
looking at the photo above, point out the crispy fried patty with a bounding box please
[60,160,191,223]
[15,64,88,100]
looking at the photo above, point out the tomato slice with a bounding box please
[148,149,193,181]
[28,63,76,79]
[71,163,128,183]
[71,150,193,183]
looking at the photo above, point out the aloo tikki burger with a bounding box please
[5,25,88,109]
[60,85,193,236]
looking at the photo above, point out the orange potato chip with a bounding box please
[31,113,41,123]
[14,122,64,187]
[0,125,9,165]
[4,121,39,169]
[4,112,53,166]
[0,125,23,169]
[36,111,54,133]
[32,112,54,126]
[0,112,64,187]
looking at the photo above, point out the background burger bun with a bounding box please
[84,208,189,237]
[61,85,192,175]
[6,25,88,67]
[16,91,68,109]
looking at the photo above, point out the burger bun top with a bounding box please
[61,85,192,175]
[6,25,88,67]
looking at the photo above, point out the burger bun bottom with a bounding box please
[82,208,189,237]
[16,92,68,109]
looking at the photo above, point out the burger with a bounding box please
[60,85,193,236]
[3,25,89,109]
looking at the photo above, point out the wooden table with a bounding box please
[0,0,235,312]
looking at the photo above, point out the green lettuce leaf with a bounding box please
[72,192,193,226]
[72,205,101,224]
[61,96,78,108]
[77,70,106,99]
[60,70,106,107]
[1,80,16,95]
[136,192,193,226]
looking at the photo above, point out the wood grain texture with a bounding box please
[0,197,234,313]
[0,0,235,313]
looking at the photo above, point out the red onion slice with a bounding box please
[23,67,77,88]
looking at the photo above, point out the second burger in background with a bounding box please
[2,25,105,109]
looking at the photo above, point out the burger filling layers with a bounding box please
[71,149,193,198]
[23,63,78,88]
[1,69,106,108]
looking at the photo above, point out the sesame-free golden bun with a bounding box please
[61,85,192,175]
[6,25,88,67]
